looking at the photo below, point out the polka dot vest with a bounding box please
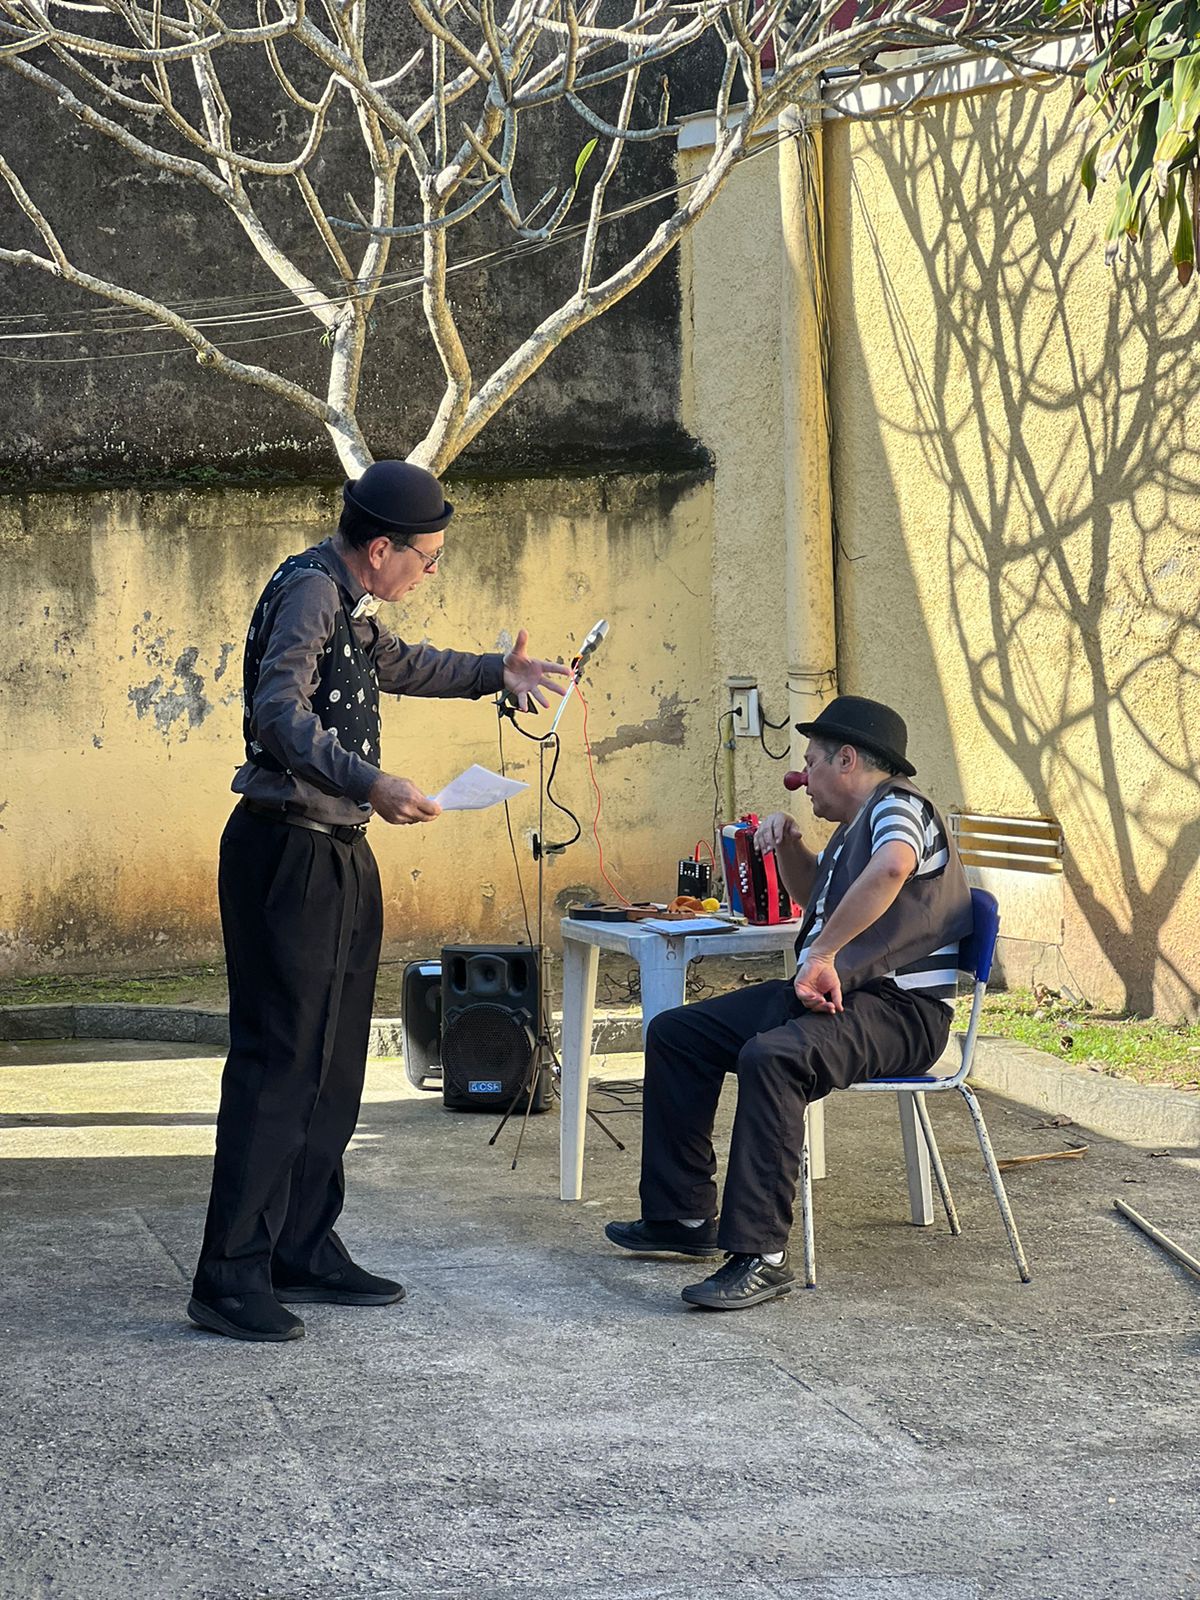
[243,553,382,774]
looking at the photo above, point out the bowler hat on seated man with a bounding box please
[343,460,454,535]
[795,694,916,778]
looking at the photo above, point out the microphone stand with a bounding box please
[490,642,624,1170]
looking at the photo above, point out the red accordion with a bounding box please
[720,815,796,925]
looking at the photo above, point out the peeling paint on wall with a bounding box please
[128,646,212,738]
[590,693,691,759]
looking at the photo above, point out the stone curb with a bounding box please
[0,1002,643,1059]
[3,1004,1196,1151]
[964,1036,1200,1151]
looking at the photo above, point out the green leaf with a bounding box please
[1171,51,1200,134]
[1127,101,1161,209]
[573,138,598,187]
[1153,87,1186,191]
[1081,138,1100,198]
[1147,38,1187,62]
[1157,165,1179,236]
[1104,177,1137,262]
[1172,174,1195,280]
[1149,0,1187,46]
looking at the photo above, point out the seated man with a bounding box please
[605,695,972,1311]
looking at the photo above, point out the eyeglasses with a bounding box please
[394,540,444,573]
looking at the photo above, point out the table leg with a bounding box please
[636,942,689,1037]
[559,941,600,1202]
[898,1094,934,1226]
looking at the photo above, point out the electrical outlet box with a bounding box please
[727,678,761,739]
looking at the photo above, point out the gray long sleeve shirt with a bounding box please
[232,537,506,826]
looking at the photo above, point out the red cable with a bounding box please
[575,680,632,907]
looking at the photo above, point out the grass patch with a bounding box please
[0,967,227,1010]
[961,987,1200,1092]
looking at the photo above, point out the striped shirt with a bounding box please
[798,791,959,1009]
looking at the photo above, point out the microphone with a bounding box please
[783,771,805,791]
[549,620,610,735]
[574,618,609,672]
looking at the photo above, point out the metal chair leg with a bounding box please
[799,1112,817,1288]
[958,1084,1032,1283]
[913,1091,961,1236]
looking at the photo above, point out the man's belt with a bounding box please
[238,797,368,844]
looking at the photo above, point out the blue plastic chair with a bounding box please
[797,888,1031,1288]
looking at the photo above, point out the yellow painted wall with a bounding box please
[681,84,1199,1017]
[679,139,797,828]
[0,474,713,973]
[823,81,1200,1017]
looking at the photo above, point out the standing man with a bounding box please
[189,461,568,1343]
[605,696,973,1311]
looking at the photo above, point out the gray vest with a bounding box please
[794,776,973,993]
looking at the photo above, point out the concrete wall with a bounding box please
[0,8,715,485]
[824,81,1200,1018]
[680,84,1200,1018]
[0,473,713,972]
[677,140,795,829]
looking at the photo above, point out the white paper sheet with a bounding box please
[431,763,529,811]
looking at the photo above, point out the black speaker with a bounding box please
[401,960,443,1091]
[440,945,550,1113]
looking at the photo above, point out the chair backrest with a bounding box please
[959,888,1000,984]
[954,888,1000,1080]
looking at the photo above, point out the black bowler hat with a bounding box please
[795,694,916,777]
[343,460,453,535]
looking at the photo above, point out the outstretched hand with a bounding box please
[794,953,843,1014]
[502,628,572,712]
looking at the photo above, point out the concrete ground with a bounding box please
[1,1041,1198,1600]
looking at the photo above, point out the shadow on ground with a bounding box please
[0,1043,1198,1600]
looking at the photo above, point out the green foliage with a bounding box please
[957,987,1200,1089]
[1049,0,1200,281]
[572,137,599,189]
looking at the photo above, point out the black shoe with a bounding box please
[604,1218,722,1258]
[186,1293,305,1343]
[681,1252,795,1310]
[272,1261,406,1306]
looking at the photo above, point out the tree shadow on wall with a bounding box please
[852,88,1200,1017]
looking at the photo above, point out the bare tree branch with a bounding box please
[0,0,1068,478]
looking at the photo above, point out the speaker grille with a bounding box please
[441,1004,535,1103]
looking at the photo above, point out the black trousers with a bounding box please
[639,977,952,1256]
[193,807,383,1298]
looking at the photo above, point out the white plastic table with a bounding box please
[558,917,823,1200]
[557,915,935,1226]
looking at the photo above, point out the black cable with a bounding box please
[757,697,791,760]
[497,714,534,949]
[500,704,554,744]
[711,709,735,899]
[759,724,790,761]
[543,732,581,851]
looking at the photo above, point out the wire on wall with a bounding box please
[758,703,790,761]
